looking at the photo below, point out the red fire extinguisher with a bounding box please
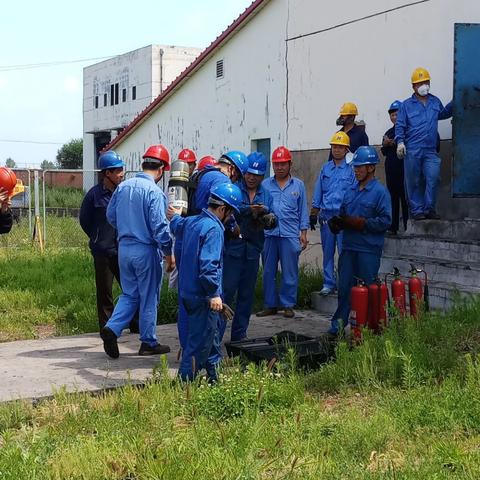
[385,267,406,316]
[409,264,428,318]
[368,278,389,333]
[350,278,369,340]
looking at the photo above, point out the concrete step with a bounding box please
[406,218,480,241]
[384,234,480,264]
[311,292,337,316]
[380,253,480,289]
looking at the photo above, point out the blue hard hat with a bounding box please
[388,100,402,113]
[352,146,379,166]
[219,150,249,177]
[246,151,267,176]
[98,151,125,170]
[209,182,242,214]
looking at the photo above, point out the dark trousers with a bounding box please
[93,254,139,331]
[388,187,409,233]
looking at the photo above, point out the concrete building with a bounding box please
[104,0,480,309]
[83,44,201,189]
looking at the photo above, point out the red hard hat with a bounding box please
[178,148,196,163]
[0,167,17,195]
[198,156,217,170]
[271,146,292,163]
[143,144,171,171]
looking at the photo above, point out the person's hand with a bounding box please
[165,255,175,273]
[383,135,395,147]
[343,216,366,231]
[0,188,11,213]
[309,207,319,231]
[300,231,308,251]
[209,296,223,312]
[250,204,266,219]
[328,216,345,234]
[396,142,406,159]
[167,205,182,220]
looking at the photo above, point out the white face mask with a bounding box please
[417,84,430,96]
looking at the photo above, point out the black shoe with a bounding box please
[138,343,171,356]
[100,327,119,359]
[256,308,278,317]
[129,322,140,334]
[412,213,426,221]
[283,308,295,318]
[425,210,441,220]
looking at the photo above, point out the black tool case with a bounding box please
[225,330,334,369]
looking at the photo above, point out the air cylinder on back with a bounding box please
[167,160,190,216]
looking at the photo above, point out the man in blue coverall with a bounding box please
[79,151,138,333]
[327,146,392,336]
[257,146,309,319]
[169,183,243,382]
[310,132,355,296]
[175,150,248,350]
[100,144,174,358]
[223,152,276,341]
[395,67,452,220]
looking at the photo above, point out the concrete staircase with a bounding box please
[311,219,480,315]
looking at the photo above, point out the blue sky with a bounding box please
[0,0,253,167]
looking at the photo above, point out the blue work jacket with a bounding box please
[79,183,117,256]
[262,176,309,238]
[395,93,452,150]
[312,159,355,220]
[193,167,230,213]
[225,180,273,260]
[341,178,392,255]
[170,208,225,300]
[106,172,172,256]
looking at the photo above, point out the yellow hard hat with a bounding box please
[330,131,350,148]
[411,67,431,84]
[339,102,358,116]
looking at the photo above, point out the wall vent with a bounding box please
[216,59,224,79]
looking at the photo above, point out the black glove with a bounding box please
[261,213,277,230]
[309,214,318,231]
[328,216,345,234]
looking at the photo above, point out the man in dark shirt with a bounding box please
[381,100,408,234]
[336,102,369,154]
[0,188,13,235]
[80,151,138,332]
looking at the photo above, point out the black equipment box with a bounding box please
[225,330,334,369]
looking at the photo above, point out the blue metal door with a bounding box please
[453,23,480,197]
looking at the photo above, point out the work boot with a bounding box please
[100,327,119,359]
[283,308,295,318]
[138,343,171,356]
[426,210,441,220]
[320,286,334,296]
[256,308,278,317]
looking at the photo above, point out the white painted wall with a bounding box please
[287,0,480,150]
[114,0,287,173]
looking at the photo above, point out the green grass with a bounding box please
[0,248,323,342]
[1,299,480,478]
[42,186,85,209]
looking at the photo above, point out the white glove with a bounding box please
[396,142,406,160]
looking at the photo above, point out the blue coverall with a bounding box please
[223,181,273,341]
[261,176,309,309]
[329,178,392,334]
[105,173,172,346]
[174,166,231,348]
[395,94,452,215]
[312,159,355,290]
[170,209,225,381]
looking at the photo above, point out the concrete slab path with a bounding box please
[0,311,330,403]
